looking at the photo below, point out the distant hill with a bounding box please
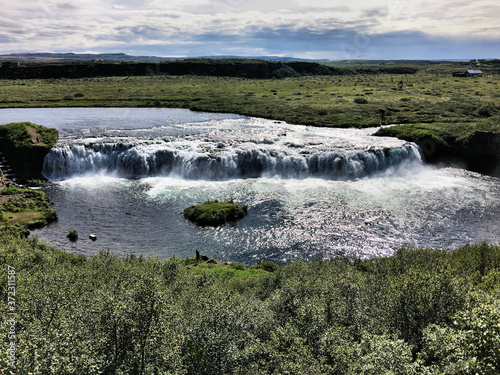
[0,53,176,63]
[0,53,317,63]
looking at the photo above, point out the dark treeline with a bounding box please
[0,59,418,79]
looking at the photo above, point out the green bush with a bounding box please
[1,237,499,374]
[259,261,279,272]
[420,298,500,374]
[67,229,78,241]
[354,97,368,104]
[233,263,246,271]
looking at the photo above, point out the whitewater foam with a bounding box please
[43,136,422,181]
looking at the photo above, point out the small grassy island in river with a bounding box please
[183,200,248,226]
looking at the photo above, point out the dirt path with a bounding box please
[27,125,46,146]
[5,211,44,225]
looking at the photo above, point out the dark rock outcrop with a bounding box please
[0,60,418,80]
[458,131,500,176]
[0,123,58,181]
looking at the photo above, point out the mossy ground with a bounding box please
[0,184,58,233]
[183,200,248,226]
[1,65,499,131]
[0,122,58,148]
[375,121,500,144]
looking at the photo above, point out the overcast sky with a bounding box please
[1,0,499,59]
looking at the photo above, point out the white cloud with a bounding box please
[0,0,498,57]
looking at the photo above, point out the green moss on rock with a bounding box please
[0,122,58,180]
[183,200,248,226]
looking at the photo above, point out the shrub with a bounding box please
[478,106,492,117]
[233,263,246,271]
[67,229,78,242]
[420,298,500,374]
[354,97,368,104]
[351,333,421,374]
[1,187,24,195]
[259,261,279,272]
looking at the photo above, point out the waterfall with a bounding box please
[43,138,423,181]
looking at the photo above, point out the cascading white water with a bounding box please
[43,138,422,181]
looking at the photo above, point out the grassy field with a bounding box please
[0,186,58,233]
[1,68,499,131]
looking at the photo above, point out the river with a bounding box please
[1,108,498,263]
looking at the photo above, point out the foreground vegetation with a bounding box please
[1,235,500,374]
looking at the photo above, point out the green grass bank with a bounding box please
[0,122,58,180]
[2,72,500,129]
[0,185,58,235]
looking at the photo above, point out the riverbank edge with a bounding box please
[374,125,500,176]
[0,122,59,233]
[0,122,58,181]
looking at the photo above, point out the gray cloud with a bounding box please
[0,0,498,58]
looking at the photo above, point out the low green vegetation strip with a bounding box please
[1,235,500,374]
[183,200,248,226]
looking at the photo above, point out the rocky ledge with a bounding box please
[375,126,500,177]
